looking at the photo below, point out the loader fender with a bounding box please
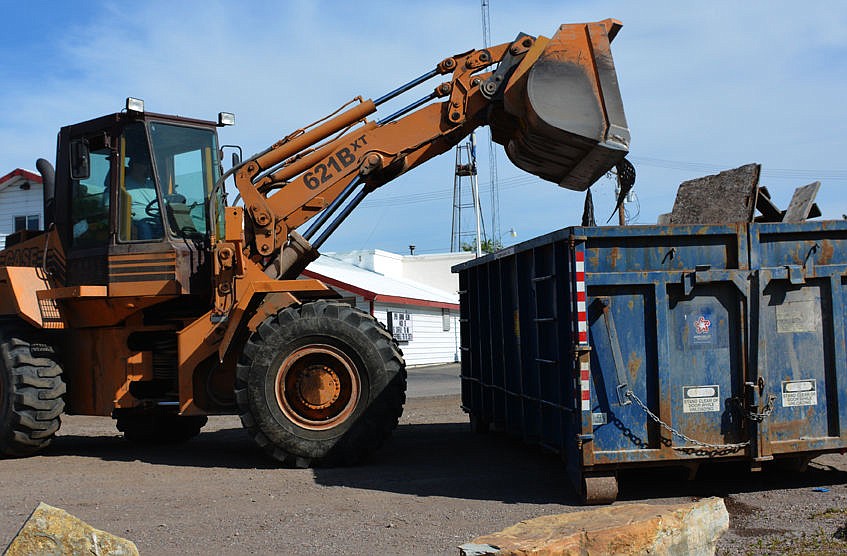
[0,267,53,329]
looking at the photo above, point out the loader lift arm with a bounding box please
[225,18,629,290]
[232,37,523,276]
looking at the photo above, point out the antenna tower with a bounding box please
[450,134,484,255]
[481,0,500,244]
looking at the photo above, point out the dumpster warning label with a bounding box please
[781,379,817,407]
[682,385,721,413]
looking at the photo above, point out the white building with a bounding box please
[329,250,475,293]
[0,169,43,248]
[304,250,474,367]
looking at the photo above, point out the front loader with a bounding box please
[0,20,629,465]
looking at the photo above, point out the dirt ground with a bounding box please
[2,390,847,555]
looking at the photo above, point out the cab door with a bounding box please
[65,133,114,286]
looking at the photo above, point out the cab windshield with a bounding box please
[148,122,221,237]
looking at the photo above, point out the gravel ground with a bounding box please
[2,390,846,554]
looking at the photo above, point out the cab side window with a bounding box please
[71,149,111,248]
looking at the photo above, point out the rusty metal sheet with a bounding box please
[668,163,760,225]
[782,181,821,223]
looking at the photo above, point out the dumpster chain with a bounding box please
[732,394,776,422]
[626,390,750,452]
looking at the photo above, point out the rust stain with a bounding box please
[588,250,600,269]
[818,240,834,266]
[685,412,723,446]
[608,246,620,269]
[769,419,805,437]
[659,389,673,451]
[627,352,642,383]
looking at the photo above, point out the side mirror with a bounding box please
[220,145,243,172]
[69,138,90,180]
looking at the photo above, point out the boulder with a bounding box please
[4,502,138,556]
[459,497,728,556]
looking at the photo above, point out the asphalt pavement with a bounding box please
[405,362,461,399]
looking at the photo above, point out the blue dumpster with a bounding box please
[453,220,847,503]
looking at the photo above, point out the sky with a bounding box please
[1,1,846,254]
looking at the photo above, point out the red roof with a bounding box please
[0,168,42,186]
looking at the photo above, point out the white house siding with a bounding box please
[0,183,43,248]
[311,284,460,366]
[372,303,460,367]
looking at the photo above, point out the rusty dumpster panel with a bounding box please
[454,219,847,502]
[749,220,847,458]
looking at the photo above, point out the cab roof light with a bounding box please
[218,112,235,126]
[126,97,145,113]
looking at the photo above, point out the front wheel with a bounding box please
[236,300,406,467]
[0,327,65,457]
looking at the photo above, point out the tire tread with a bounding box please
[0,326,65,457]
[237,301,406,467]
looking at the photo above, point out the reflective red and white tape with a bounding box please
[574,250,588,346]
[578,358,591,411]
[572,248,590,412]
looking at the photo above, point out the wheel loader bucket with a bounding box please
[489,19,630,191]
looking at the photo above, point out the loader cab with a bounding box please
[55,102,226,299]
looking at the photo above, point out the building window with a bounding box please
[14,215,39,232]
[442,308,451,331]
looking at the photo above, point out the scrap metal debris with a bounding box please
[662,163,821,225]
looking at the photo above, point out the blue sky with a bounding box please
[1,1,845,254]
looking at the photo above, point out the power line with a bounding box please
[630,156,847,181]
[355,157,846,210]
[360,174,535,208]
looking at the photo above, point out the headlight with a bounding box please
[126,97,145,113]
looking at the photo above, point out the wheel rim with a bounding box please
[275,344,361,430]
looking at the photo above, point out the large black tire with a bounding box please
[236,300,406,467]
[115,409,207,443]
[0,328,65,457]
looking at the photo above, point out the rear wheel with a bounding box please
[0,326,65,457]
[236,300,406,467]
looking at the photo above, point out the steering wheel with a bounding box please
[145,198,160,218]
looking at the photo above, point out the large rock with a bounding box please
[459,497,728,556]
[4,502,138,556]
